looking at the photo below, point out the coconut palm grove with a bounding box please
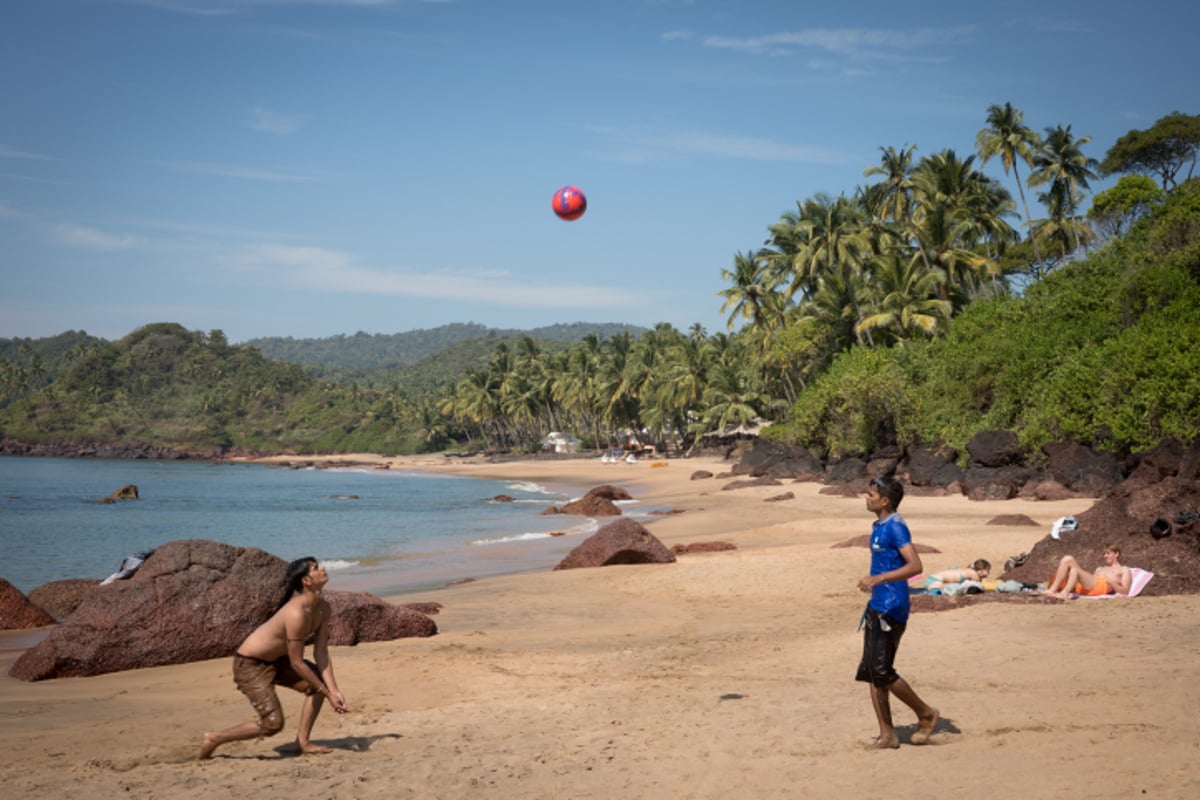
[2,107,1198,462]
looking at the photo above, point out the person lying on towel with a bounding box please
[1041,545,1132,599]
[913,559,991,593]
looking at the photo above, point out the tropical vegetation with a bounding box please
[2,107,1198,461]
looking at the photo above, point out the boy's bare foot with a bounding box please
[198,732,219,760]
[297,742,333,755]
[867,732,900,750]
[911,709,939,745]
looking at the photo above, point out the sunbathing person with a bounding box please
[918,559,991,592]
[1041,545,1131,599]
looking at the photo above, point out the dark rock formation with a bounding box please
[27,578,97,621]
[10,540,287,680]
[904,446,958,486]
[764,491,795,502]
[0,579,57,630]
[554,518,676,571]
[550,485,633,516]
[100,484,139,503]
[690,470,714,480]
[8,539,438,681]
[966,430,1023,468]
[1001,475,1200,596]
[492,495,515,502]
[737,439,824,480]
[962,465,1037,500]
[325,591,438,646]
[1042,441,1123,495]
[825,457,868,484]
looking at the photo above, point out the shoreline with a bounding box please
[4,453,1198,798]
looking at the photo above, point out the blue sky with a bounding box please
[2,0,1196,344]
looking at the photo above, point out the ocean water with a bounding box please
[0,457,639,597]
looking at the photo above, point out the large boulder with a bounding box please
[27,578,98,622]
[966,430,1023,468]
[8,539,437,682]
[324,591,438,646]
[554,518,676,571]
[904,446,958,486]
[738,440,825,481]
[0,579,56,630]
[825,457,868,484]
[100,484,139,504]
[1041,441,1123,496]
[963,465,1037,500]
[553,485,633,516]
[10,540,287,681]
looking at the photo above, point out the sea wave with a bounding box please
[505,480,559,496]
[321,559,360,572]
[469,518,599,546]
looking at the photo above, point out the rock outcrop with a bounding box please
[27,578,97,621]
[8,539,437,681]
[548,484,633,516]
[100,484,139,503]
[325,591,438,646]
[554,518,676,570]
[0,579,56,630]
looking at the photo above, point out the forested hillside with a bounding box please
[2,109,1197,460]
[245,322,645,375]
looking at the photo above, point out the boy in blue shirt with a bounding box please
[856,476,939,749]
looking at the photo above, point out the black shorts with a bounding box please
[855,606,906,687]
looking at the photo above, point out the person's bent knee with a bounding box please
[260,709,285,737]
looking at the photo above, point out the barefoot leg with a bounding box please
[911,708,939,745]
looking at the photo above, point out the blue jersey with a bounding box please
[868,512,912,623]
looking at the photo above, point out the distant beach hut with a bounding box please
[541,432,582,454]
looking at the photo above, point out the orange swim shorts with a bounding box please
[1073,577,1111,596]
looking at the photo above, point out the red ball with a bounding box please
[552,185,587,221]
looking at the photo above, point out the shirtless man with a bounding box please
[1041,545,1131,599]
[199,557,350,759]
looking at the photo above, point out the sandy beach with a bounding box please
[2,453,1198,798]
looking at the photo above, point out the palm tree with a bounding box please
[856,250,953,343]
[909,150,1012,303]
[771,194,873,343]
[718,249,782,332]
[863,144,917,224]
[1029,124,1100,253]
[976,102,1043,267]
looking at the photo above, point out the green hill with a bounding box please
[244,322,645,375]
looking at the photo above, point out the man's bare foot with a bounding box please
[199,732,220,760]
[911,709,939,745]
[297,742,333,756]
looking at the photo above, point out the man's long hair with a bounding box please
[280,557,317,608]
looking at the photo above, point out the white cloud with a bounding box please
[248,107,306,134]
[56,223,137,251]
[586,124,850,166]
[701,26,975,63]
[135,0,416,13]
[0,143,55,161]
[240,243,638,308]
[158,160,323,182]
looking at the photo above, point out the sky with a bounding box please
[2,0,1197,344]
